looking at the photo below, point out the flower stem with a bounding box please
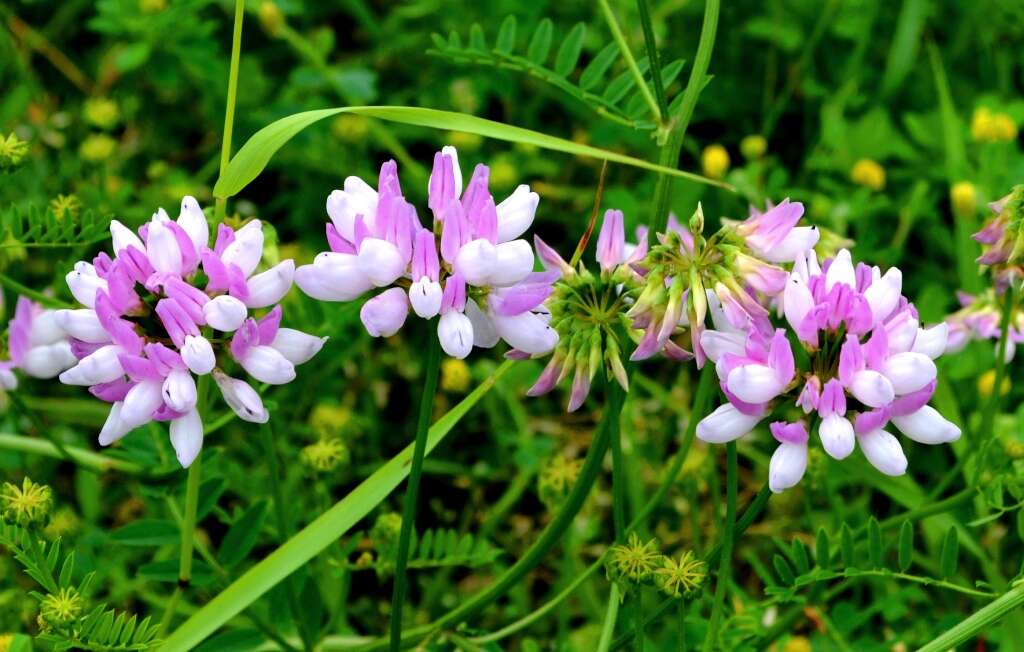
[917,581,1024,652]
[610,408,627,540]
[387,325,442,652]
[650,0,720,233]
[214,0,245,224]
[178,453,202,586]
[703,441,736,652]
[595,584,621,652]
[597,0,662,124]
[635,0,668,117]
[973,283,1015,482]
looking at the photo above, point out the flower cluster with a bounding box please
[57,197,324,467]
[0,297,77,389]
[295,146,558,360]
[972,185,1024,286]
[945,289,1024,362]
[698,248,960,492]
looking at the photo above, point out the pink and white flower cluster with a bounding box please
[57,197,325,467]
[0,297,77,389]
[698,248,960,492]
[295,146,558,359]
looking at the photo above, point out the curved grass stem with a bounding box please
[702,440,737,652]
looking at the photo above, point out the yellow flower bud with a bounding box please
[79,134,117,162]
[39,588,82,629]
[440,358,471,393]
[950,182,977,219]
[259,1,285,37]
[978,369,1010,397]
[701,144,730,180]
[310,403,351,438]
[972,107,996,142]
[138,0,167,13]
[740,134,767,160]
[83,97,120,130]
[783,637,812,652]
[0,634,13,652]
[850,158,885,191]
[1,477,52,527]
[300,438,349,473]
[992,113,1018,142]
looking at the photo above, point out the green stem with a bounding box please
[178,454,202,585]
[388,327,442,652]
[598,0,662,123]
[916,582,1024,652]
[610,407,627,540]
[650,0,720,233]
[635,589,644,652]
[703,440,737,652]
[0,273,73,309]
[596,584,621,652]
[0,433,143,474]
[973,285,1015,483]
[214,0,245,223]
[6,392,77,464]
[635,0,668,116]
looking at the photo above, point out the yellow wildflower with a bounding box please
[850,158,885,191]
[701,144,730,179]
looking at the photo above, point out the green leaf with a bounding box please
[868,517,883,567]
[526,18,553,64]
[58,551,75,587]
[840,524,855,568]
[161,361,515,652]
[495,15,517,54]
[940,527,959,578]
[110,519,179,547]
[213,106,725,200]
[898,521,914,572]
[554,23,586,76]
[579,43,619,90]
[139,559,216,587]
[218,501,269,569]
[815,528,830,569]
[772,554,795,586]
[197,477,227,519]
[791,539,810,575]
[193,630,266,652]
[468,24,486,51]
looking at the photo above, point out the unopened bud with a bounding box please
[689,203,705,237]
[950,181,977,219]
[1,477,53,528]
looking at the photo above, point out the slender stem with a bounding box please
[973,285,1015,482]
[610,409,627,540]
[635,589,645,652]
[916,582,1024,652]
[6,392,75,463]
[178,455,203,585]
[677,598,687,651]
[597,0,662,123]
[595,584,621,652]
[650,0,720,233]
[635,0,668,116]
[214,0,245,223]
[703,441,737,652]
[388,327,442,652]
[0,432,143,474]
[26,533,59,593]
[0,274,72,309]
[158,588,183,637]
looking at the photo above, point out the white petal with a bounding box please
[863,267,902,324]
[783,274,815,335]
[202,295,249,332]
[442,145,463,197]
[58,344,124,385]
[819,414,855,460]
[726,364,785,404]
[98,402,131,446]
[859,429,907,476]
[824,249,856,291]
[120,380,164,428]
[409,278,443,319]
[213,370,269,423]
[146,220,183,275]
[170,409,204,468]
[891,406,961,444]
[177,196,209,253]
[240,345,296,385]
[21,342,77,378]
[29,311,67,346]
[696,403,762,443]
[849,370,895,407]
[243,260,295,308]
[162,368,198,413]
[700,330,746,363]
[295,253,373,301]
[761,226,820,263]
[110,219,144,253]
[270,328,327,365]
[882,352,937,395]
[496,185,539,243]
[769,441,808,493]
[54,309,109,343]
[465,299,500,349]
[181,335,216,375]
[327,179,379,241]
[221,220,264,277]
[357,238,406,287]
[489,240,534,287]
[491,310,558,354]
[66,269,107,308]
[438,311,474,359]
[453,238,496,286]
[911,323,948,359]
[0,368,17,390]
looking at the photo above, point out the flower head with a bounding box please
[39,587,83,630]
[972,185,1024,285]
[655,550,707,598]
[296,147,556,360]
[606,532,662,587]
[1,477,53,527]
[57,197,324,467]
[850,159,885,191]
[945,289,1024,363]
[300,438,350,473]
[698,248,959,491]
[0,297,77,390]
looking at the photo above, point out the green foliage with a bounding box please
[340,527,503,573]
[0,204,111,250]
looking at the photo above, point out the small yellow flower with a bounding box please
[39,587,83,629]
[654,550,706,598]
[258,1,285,37]
[538,455,583,507]
[447,130,482,151]
[310,403,351,438]
[83,97,120,130]
[701,144,730,180]
[950,181,977,219]
[79,134,117,162]
[440,358,471,393]
[0,634,13,652]
[1,478,53,527]
[606,532,662,585]
[783,636,812,652]
[978,369,1010,397]
[972,107,996,142]
[44,507,81,540]
[850,158,885,191]
[49,194,82,220]
[331,115,370,143]
[1003,439,1024,460]
[370,513,402,553]
[992,113,1018,142]
[139,0,167,12]
[0,133,29,171]
[300,438,350,473]
[740,134,767,160]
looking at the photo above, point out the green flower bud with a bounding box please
[300,438,350,473]
[39,588,82,630]
[606,533,663,587]
[1,478,53,528]
[688,203,705,238]
[655,550,707,598]
[0,133,29,172]
[370,513,403,555]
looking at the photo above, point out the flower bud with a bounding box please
[409,277,443,318]
[270,328,327,365]
[203,295,249,332]
[244,260,295,308]
[360,287,409,338]
[701,144,730,180]
[170,409,203,468]
[438,310,474,359]
[181,335,216,375]
[1,477,53,527]
[950,181,977,219]
[213,370,269,423]
[496,184,539,243]
[858,429,907,476]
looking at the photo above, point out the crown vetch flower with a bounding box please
[698,248,959,491]
[0,297,77,389]
[944,289,1024,362]
[973,185,1024,284]
[57,197,324,467]
[295,146,557,360]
